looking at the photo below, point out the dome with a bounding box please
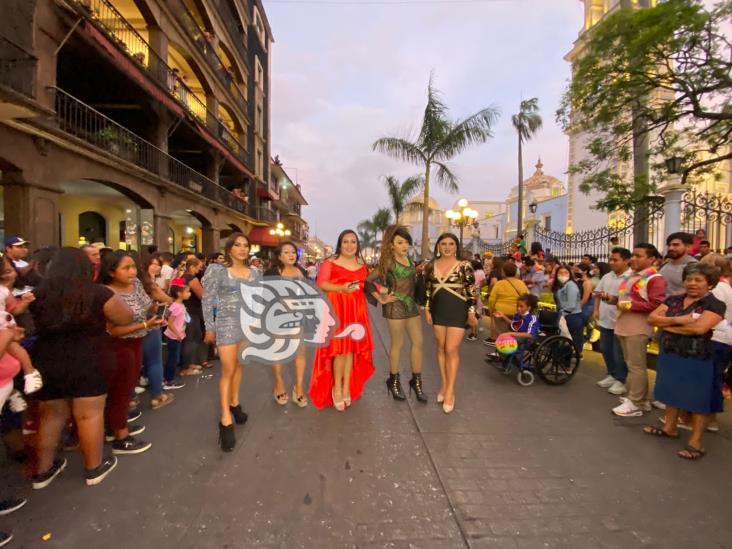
[406,195,441,210]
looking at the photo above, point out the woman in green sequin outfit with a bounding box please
[368,226,426,402]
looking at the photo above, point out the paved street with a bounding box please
[3,316,732,549]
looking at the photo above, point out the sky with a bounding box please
[263,0,584,245]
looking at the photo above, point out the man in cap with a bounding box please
[4,236,30,272]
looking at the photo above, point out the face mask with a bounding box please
[558,275,570,284]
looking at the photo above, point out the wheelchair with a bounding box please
[485,309,581,387]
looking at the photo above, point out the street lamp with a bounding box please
[445,198,478,248]
[529,200,538,215]
[269,222,291,241]
[665,156,684,175]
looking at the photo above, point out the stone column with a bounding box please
[201,226,220,255]
[2,175,62,248]
[660,176,685,239]
[154,214,172,253]
[206,150,224,185]
[525,216,538,250]
[147,25,169,84]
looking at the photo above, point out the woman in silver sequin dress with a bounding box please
[202,233,260,452]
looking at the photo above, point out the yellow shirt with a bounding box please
[488,278,529,316]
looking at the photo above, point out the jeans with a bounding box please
[599,327,627,383]
[564,313,585,358]
[164,336,183,383]
[142,328,164,397]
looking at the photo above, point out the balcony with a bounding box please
[70,0,245,160]
[249,206,278,224]
[211,0,251,70]
[52,86,246,215]
[168,0,249,112]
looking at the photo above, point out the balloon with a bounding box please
[495,334,519,355]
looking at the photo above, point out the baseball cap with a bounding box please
[4,236,28,247]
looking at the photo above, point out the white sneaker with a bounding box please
[640,401,652,412]
[597,375,616,388]
[607,381,626,395]
[134,386,145,395]
[138,377,149,387]
[612,398,643,417]
[24,370,43,394]
[651,400,666,410]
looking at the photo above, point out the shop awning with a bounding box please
[247,227,279,247]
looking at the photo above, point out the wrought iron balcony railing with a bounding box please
[0,36,37,98]
[52,86,246,215]
[211,0,251,70]
[249,206,278,224]
[73,0,244,158]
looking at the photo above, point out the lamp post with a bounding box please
[269,222,291,242]
[445,198,478,249]
[661,156,685,239]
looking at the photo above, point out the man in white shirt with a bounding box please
[156,252,175,290]
[4,236,30,271]
[593,247,632,395]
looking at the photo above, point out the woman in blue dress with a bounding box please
[202,233,260,452]
[646,263,725,460]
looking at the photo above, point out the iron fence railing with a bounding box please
[534,200,665,263]
[211,0,251,70]
[53,86,246,215]
[74,0,244,157]
[681,190,732,252]
[0,36,36,97]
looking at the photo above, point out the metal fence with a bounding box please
[534,200,665,263]
[0,35,36,98]
[53,86,246,214]
[681,189,732,252]
[250,206,278,224]
[74,0,244,158]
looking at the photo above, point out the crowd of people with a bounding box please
[0,226,729,546]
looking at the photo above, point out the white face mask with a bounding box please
[558,275,570,284]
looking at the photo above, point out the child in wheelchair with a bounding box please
[490,295,540,376]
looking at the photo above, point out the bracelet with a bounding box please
[143,320,148,330]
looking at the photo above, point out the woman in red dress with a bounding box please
[309,230,374,410]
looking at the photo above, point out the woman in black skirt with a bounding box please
[424,233,476,414]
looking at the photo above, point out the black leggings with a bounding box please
[181,312,207,368]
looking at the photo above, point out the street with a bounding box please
[3,316,732,549]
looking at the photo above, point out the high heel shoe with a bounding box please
[343,390,352,408]
[292,388,308,408]
[332,388,345,411]
[437,393,445,404]
[442,396,455,414]
[386,373,406,401]
[409,373,428,403]
[229,405,248,425]
[218,422,235,452]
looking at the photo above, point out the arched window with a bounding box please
[79,211,107,245]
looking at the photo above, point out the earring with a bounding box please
[436,252,441,258]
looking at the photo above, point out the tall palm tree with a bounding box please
[372,207,392,245]
[511,98,543,238]
[357,219,376,250]
[383,175,423,223]
[373,76,499,258]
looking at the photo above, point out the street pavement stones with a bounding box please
[2,315,732,548]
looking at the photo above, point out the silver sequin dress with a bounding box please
[202,263,261,346]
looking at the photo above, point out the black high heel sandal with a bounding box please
[386,373,406,400]
[409,373,428,403]
[219,422,235,452]
[229,405,248,425]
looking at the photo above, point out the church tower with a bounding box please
[563,0,658,234]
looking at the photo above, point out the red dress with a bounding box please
[309,260,374,409]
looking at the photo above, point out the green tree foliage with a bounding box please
[557,0,732,212]
[373,75,499,258]
[511,98,543,235]
[382,175,423,222]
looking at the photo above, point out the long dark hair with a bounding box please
[100,250,134,285]
[551,264,576,294]
[334,230,363,261]
[272,240,298,272]
[223,232,250,267]
[432,233,461,260]
[139,253,161,296]
[378,225,412,277]
[32,248,96,330]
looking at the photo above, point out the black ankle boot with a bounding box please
[386,373,406,401]
[409,373,428,403]
[229,405,248,425]
[219,422,235,452]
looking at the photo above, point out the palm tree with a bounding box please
[511,98,543,238]
[373,76,499,259]
[357,219,376,250]
[383,175,423,223]
[372,207,392,246]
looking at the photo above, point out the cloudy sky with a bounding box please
[264,0,584,245]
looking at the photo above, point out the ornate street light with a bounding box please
[665,156,684,175]
[528,200,538,214]
[445,198,478,248]
[269,222,291,242]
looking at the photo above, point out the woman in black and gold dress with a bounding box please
[424,233,476,414]
[368,226,426,402]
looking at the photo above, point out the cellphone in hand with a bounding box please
[348,281,360,290]
[155,304,168,319]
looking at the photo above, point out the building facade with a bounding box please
[0,0,276,253]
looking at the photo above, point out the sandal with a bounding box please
[706,423,720,433]
[291,388,308,408]
[643,425,678,439]
[274,392,288,406]
[659,416,693,431]
[180,367,202,377]
[200,361,214,370]
[678,445,706,460]
[151,393,175,410]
